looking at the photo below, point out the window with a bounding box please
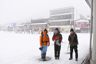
[50,21,70,26]
[50,14,72,20]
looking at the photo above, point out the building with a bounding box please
[87,15,91,20]
[11,19,49,33]
[30,18,49,33]
[14,25,24,33]
[75,19,90,33]
[80,15,86,19]
[49,7,80,33]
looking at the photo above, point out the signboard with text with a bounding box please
[13,23,16,27]
[75,24,89,27]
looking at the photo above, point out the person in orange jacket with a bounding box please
[39,29,50,60]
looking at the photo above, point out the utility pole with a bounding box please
[89,0,93,61]
[90,0,96,64]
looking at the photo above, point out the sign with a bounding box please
[75,24,89,27]
[13,23,16,27]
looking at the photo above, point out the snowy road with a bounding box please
[0,32,90,64]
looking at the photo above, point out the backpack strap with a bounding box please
[41,34,43,43]
[46,34,48,37]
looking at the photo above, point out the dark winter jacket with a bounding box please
[68,33,78,46]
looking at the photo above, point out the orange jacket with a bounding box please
[40,29,50,46]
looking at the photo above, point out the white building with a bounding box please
[49,7,80,33]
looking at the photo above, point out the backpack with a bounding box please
[41,32,49,43]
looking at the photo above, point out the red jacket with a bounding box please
[52,33,62,43]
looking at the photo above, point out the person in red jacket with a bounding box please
[52,28,62,59]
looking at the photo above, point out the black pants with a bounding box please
[70,45,78,59]
[54,44,61,57]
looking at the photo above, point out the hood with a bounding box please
[43,29,48,35]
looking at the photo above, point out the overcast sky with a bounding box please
[0,0,90,25]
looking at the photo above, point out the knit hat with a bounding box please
[55,28,59,31]
[70,28,74,32]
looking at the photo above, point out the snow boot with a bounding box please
[69,58,73,60]
[41,53,44,59]
[55,57,57,59]
[76,58,78,61]
[57,57,59,59]
[44,53,46,59]
[42,53,46,61]
[55,57,59,59]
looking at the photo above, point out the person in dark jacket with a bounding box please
[68,28,78,61]
[52,28,62,59]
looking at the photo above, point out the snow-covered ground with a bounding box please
[0,32,90,64]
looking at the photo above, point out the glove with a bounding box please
[39,47,43,51]
[47,43,50,46]
[70,40,73,43]
[48,44,50,46]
